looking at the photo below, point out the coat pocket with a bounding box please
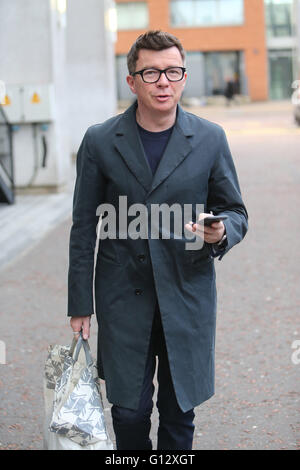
[97,240,121,266]
[183,242,212,267]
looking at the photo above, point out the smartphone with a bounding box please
[188,215,228,229]
[203,215,228,226]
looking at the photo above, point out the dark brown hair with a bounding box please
[127,30,186,75]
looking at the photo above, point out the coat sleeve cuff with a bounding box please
[208,225,228,259]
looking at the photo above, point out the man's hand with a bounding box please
[185,213,225,244]
[70,316,91,340]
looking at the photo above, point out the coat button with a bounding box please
[137,254,145,262]
[135,288,143,295]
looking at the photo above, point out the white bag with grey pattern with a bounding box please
[43,333,113,450]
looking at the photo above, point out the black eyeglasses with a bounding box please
[132,67,186,83]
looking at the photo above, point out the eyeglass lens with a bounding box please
[142,68,184,83]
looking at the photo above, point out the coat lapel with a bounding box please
[148,106,194,197]
[114,102,153,193]
[114,100,194,197]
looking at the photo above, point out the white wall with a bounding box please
[0,0,117,190]
[66,0,117,153]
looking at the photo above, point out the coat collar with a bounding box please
[114,100,194,198]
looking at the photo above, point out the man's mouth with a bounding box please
[155,95,170,101]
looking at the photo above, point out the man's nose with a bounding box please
[156,72,169,86]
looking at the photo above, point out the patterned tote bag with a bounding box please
[43,332,113,450]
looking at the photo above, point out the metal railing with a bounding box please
[0,105,14,204]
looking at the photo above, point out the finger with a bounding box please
[185,222,195,233]
[82,321,90,340]
[203,226,216,235]
[204,222,223,235]
[197,213,206,222]
[192,223,205,234]
[190,226,205,240]
[211,222,222,229]
[82,329,89,340]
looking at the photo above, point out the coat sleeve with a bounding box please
[67,127,106,317]
[207,127,248,260]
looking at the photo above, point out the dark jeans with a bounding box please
[111,304,195,450]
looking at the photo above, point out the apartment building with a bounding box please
[265,0,298,100]
[115,0,298,102]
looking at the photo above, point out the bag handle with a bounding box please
[68,216,103,366]
[70,332,93,367]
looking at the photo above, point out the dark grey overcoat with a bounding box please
[67,100,248,413]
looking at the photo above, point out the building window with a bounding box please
[265,0,293,38]
[204,51,240,96]
[116,2,149,30]
[170,0,244,27]
[268,49,293,99]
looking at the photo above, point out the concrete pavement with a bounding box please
[0,100,299,450]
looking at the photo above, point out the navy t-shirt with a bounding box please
[137,119,227,259]
[137,122,174,175]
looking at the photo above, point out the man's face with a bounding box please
[126,46,187,114]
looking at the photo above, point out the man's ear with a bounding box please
[126,75,137,95]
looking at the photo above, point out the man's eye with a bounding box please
[144,70,156,76]
[168,69,180,76]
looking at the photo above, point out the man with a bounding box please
[68,30,248,450]
[224,76,235,106]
